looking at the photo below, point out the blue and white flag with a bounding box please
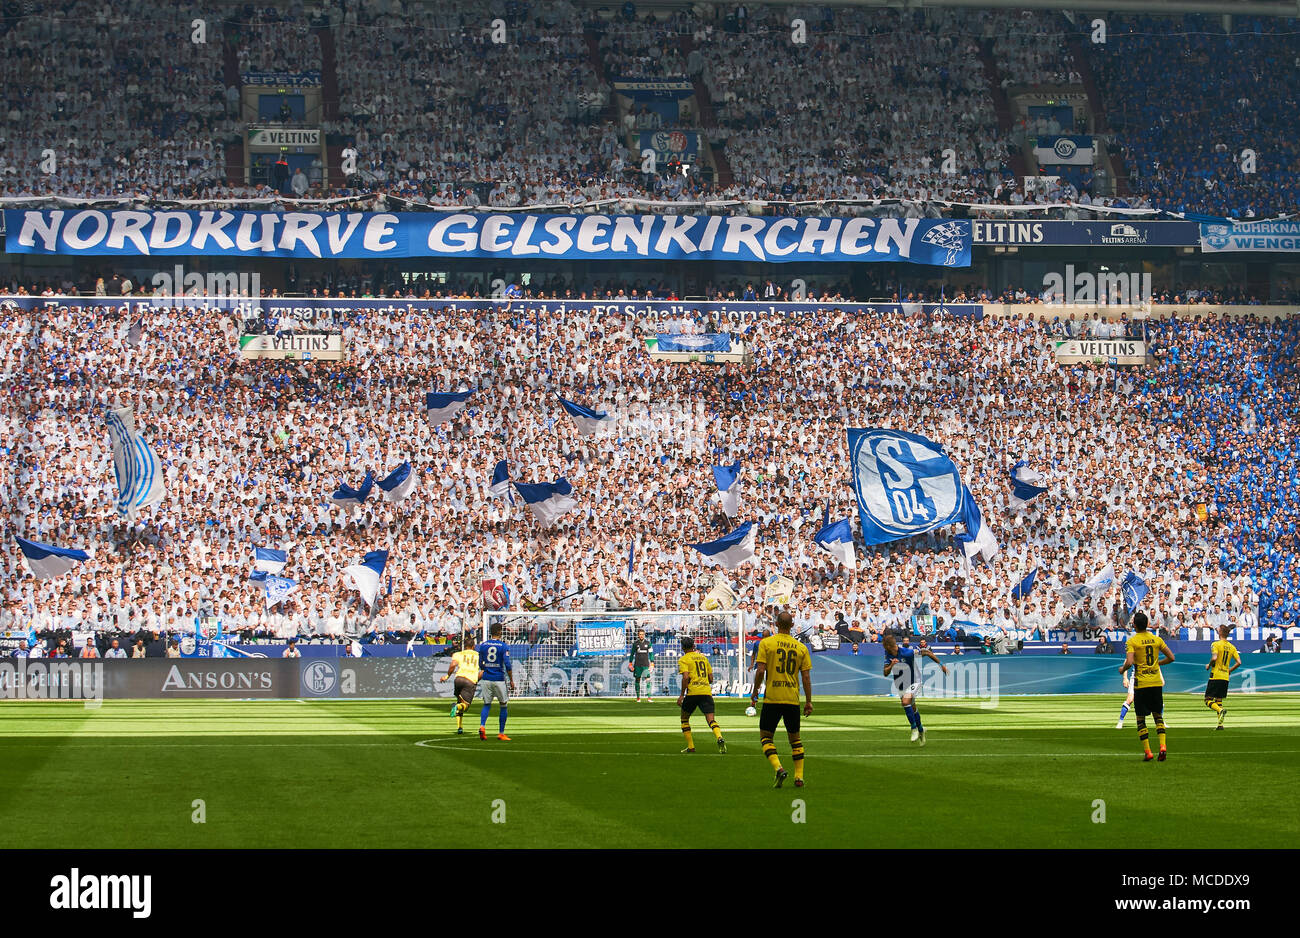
[1058,562,1116,608]
[711,462,742,518]
[14,535,90,580]
[263,575,298,609]
[343,549,389,608]
[515,478,578,528]
[847,428,965,546]
[105,406,165,517]
[332,471,375,508]
[425,390,473,425]
[1009,460,1049,509]
[813,517,856,570]
[489,459,513,502]
[1032,134,1095,166]
[557,396,611,437]
[1121,571,1149,613]
[1011,567,1039,602]
[954,485,999,564]
[377,461,417,503]
[689,521,757,570]
[253,546,288,575]
[627,541,636,579]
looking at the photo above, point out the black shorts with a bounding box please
[680,694,715,716]
[1133,686,1164,717]
[759,702,801,734]
[453,677,476,704]
[1205,679,1229,699]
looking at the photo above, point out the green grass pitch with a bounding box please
[2,694,1298,848]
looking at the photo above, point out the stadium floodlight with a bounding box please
[481,610,747,699]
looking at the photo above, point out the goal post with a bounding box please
[481,610,748,699]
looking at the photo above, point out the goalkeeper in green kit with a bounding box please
[628,628,655,702]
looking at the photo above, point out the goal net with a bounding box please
[480,610,747,699]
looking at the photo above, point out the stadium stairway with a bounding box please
[977,38,1029,179]
[1066,32,1130,197]
[221,32,245,186]
[316,23,340,121]
[678,34,733,188]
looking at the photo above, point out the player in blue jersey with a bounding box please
[882,632,947,745]
[476,623,516,741]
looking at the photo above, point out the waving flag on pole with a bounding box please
[262,575,298,609]
[515,478,578,527]
[14,535,90,580]
[253,546,288,575]
[847,428,965,546]
[1058,562,1116,608]
[689,521,757,570]
[1011,567,1039,601]
[332,471,375,508]
[425,390,474,425]
[1121,571,1149,614]
[377,461,417,503]
[489,459,514,504]
[105,406,165,517]
[343,550,389,608]
[557,396,611,436]
[954,485,1000,564]
[1009,460,1049,509]
[813,517,856,570]
[711,462,742,518]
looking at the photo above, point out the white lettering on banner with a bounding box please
[248,129,321,147]
[6,210,970,265]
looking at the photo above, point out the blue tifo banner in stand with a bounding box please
[1199,220,1300,254]
[638,131,700,162]
[3,210,972,266]
[574,620,627,656]
[655,333,731,353]
[1031,134,1094,166]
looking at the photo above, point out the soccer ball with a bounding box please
[745,706,757,717]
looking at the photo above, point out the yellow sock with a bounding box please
[761,735,781,770]
[1208,700,1223,714]
[456,710,463,730]
[791,739,805,780]
[1139,726,1151,754]
[1156,720,1167,751]
[708,720,723,741]
[681,723,694,749]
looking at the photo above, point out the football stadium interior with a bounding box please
[1,0,1299,853]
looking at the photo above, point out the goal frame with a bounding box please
[480,609,748,699]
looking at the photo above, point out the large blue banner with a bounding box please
[655,333,730,352]
[972,219,1200,247]
[1200,220,1300,254]
[4,210,972,266]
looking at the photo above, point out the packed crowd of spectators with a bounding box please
[1087,14,1300,218]
[0,0,231,202]
[1,293,1284,652]
[3,1,1281,220]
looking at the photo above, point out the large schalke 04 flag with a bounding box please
[847,428,965,545]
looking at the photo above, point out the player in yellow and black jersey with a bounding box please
[677,637,726,754]
[440,634,482,735]
[1204,624,1241,730]
[1120,612,1175,762]
[750,610,813,788]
